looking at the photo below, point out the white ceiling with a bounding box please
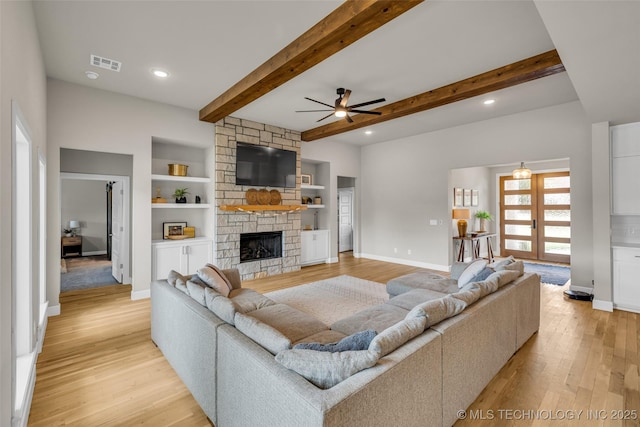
[33,1,640,146]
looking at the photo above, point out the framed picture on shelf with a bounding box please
[471,189,479,206]
[301,174,312,185]
[163,222,187,239]
[463,189,472,206]
[454,188,463,207]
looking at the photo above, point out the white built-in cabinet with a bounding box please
[152,238,213,280]
[612,247,640,313]
[151,139,215,278]
[611,123,640,214]
[300,230,330,266]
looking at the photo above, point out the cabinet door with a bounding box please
[612,156,640,214]
[613,248,640,312]
[300,232,315,265]
[185,241,213,274]
[314,230,329,260]
[153,244,183,280]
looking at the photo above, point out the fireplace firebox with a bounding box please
[240,231,283,263]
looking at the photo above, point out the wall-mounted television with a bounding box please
[235,142,297,188]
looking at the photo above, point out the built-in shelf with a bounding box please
[152,203,212,209]
[151,174,211,183]
[301,184,325,190]
[219,205,308,212]
[304,204,325,209]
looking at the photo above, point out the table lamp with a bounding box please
[69,220,80,236]
[452,209,470,237]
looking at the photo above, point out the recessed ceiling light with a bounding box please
[85,71,99,80]
[152,69,169,78]
[365,130,373,135]
[483,99,495,105]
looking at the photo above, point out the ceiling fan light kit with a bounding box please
[297,87,385,123]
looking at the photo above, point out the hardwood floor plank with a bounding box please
[29,254,640,426]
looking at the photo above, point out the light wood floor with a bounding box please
[29,254,639,426]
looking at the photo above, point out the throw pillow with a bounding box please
[456,260,488,287]
[175,277,189,295]
[406,295,467,327]
[197,265,233,297]
[488,255,515,269]
[167,270,190,286]
[471,267,494,283]
[496,260,524,275]
[186,279,207,306]
[275,349,379,389]
[293,330,377,352]
[450,262,471,281]
[368,316,427,357]
[207,295,240,325]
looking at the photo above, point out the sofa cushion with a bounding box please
[488,255,515,269]
[294,330,377,352]
[207,294,240,324]
[450,284,483,306]
[331,304,409,336]
[386,288,449,310]
[368,316,427,357]
[457,260,488,287]
[234,312,292,355]
[293,330,348,346]
[406,295,467,328]
[491,269,522,287]
[175,277,189,295]
[197,265,233,297]
[496,260,524,275]
[229,288,276,313]
[248,304,328,343]
[275,349,379,389]
[167,270,191,286]
[186,279,207,305]
[204,286,223,307]
[471,267,495,283]
[386,271,457,296]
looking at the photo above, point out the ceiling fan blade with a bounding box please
[345,113,354,123]
[350,109,382,115]
[316,112,335,122]
[304,97,334,108]
[348,98,386,109]
[295,109,334,113]
[339,89,351,108]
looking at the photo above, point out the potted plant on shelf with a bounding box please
[173,188,189,204]
[62,228,73,237]
[475,210,493,233]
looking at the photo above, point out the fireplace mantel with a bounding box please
[219,205,307,213]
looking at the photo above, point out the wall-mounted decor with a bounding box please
[301,174,312,185]
[471,189,479,206]
[463,189,472,206]
[454,188,463,207]
[163,221,187,239]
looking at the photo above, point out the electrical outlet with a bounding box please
[429,219,438,226]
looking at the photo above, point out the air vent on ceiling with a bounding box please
[90,54,122,72]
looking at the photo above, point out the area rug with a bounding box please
[265,275,389,326]
[523,262,570,286]
[60,255,119,292]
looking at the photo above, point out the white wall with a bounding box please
[0,1,47,425]
[360,101,593,282]
[61,180,108,254]
[47,79,214,305]
[301,140,361,259]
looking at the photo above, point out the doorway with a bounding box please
[337,176,355,253]
[500,172,570,263]
[60,173,131,291]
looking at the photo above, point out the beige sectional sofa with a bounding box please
[150,263,540,427]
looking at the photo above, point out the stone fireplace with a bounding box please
[240,231,283,263]
[214,117,302,280]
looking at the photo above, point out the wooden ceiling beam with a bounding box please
[301,49,565,142]
[199,0,424,123]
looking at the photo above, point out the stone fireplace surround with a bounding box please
[214,117,302,280]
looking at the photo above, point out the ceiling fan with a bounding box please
[296,88,386,123]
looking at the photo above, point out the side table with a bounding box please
[453,233,495,263]
[61,236,82,258]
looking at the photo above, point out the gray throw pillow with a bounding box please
[496,260,524,275]
[293,330,377,352]
[197,265,233,297]
[186,279,207,306]
[472,267,494,282]
[275,349,379,389]
[406,295,467,327]
[175,277,189,295]
[167,270,190,286]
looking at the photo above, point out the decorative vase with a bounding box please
[457,219,467,237]
[175,197,187,203]
[479,218,487,233]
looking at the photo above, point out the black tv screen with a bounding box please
[235,142,297,188]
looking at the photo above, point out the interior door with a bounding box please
[338,188,354,252]
[111,180,123,283]
[500,172,570,263]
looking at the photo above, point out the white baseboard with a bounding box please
[82,250,108,256]
[358,253,449,272]
[47,304,60,317]
[327,257,339,264]
[131,289,150,300]
[592,299,614,312]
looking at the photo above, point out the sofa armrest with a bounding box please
[222,268,242,290]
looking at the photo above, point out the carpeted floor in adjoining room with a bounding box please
[60,254,119,292]
[523,262,570,286]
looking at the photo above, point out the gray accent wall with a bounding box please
[61,179,109,254]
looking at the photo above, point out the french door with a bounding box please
[500,172,570,263]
